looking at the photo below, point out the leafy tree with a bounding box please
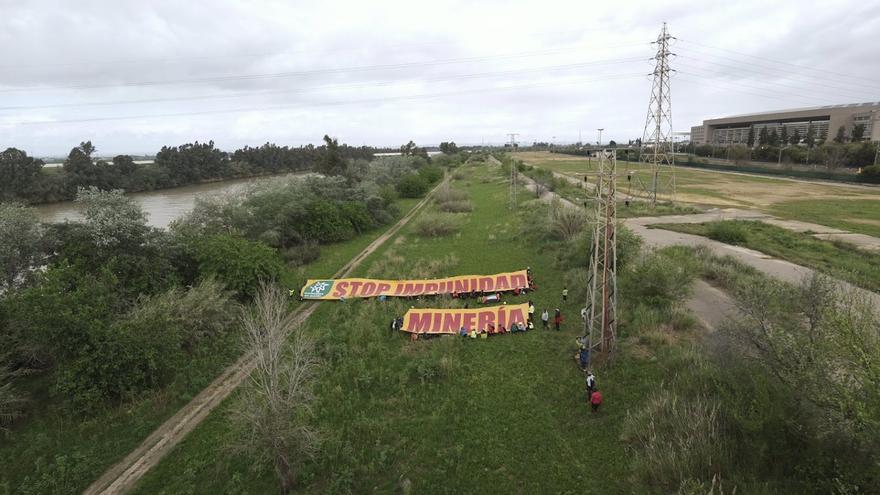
[790,129,801,146]
[0,148,44,201]
[780,126,789,145]
[851,123,866,142]
[746,127,755,147]
[191,234,283,299]
[834,125,847,143]
[156,141,228,184]
[112,155,138,175]
[0,204,44,290]
[400,140,429,160]
[439,141,459,154]
[758,127,769,146]
[396,173,430,198]
[805,124,816,148]
[75,187,148,249]
[768,128,780,147]
[316,135,347,177]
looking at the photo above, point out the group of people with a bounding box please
[458,320,532,339]
[539,308,565,331]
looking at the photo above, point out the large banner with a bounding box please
[402,303,529,335]
[299,270,528,300]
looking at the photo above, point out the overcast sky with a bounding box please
[2,0,879,156]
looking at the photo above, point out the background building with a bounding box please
[691,102,880,146]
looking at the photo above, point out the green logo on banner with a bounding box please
[303,280,334,299]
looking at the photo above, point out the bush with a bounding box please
[622,247,698,309]
[414,213,459,237]
[622,390,731,491]
[191,234,284,298]
[418,164,443,184]
[551,206,588,241]
[438,200,473,213]
[396,173,430,198]
[706,221,748,245]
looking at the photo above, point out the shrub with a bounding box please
[438,200,473,213]
[417,164,443,184]
[622,247,698,309]
[551,206,588,241]
[191,234,284,298]
[706,221,748,245]
[622,391,731,491]
[396,173,430,198]
[414,213,459,237]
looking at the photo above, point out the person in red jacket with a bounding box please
[590,390,602,413]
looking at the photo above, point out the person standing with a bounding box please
[528,300,535,323]
[554,308,564,331]
[590,389,602,413]
[562,287,569,302]
[541,309,550,330]
[586,371,596,395]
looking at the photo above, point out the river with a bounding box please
[35,173,298,228]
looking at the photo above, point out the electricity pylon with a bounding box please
[584,149,617,361]
[636,22,676,207]
[507,133,519,210]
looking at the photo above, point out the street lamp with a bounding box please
[597,128,604,146]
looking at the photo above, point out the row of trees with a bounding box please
[0,138,375,204]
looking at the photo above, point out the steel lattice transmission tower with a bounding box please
[638,22,676,207]
[507,133,519,210]
[584,149,618,360]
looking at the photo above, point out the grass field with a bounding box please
[129,163,697,494]
[0,199,421,495]
[652,220,880,293]
[514,151,880,237]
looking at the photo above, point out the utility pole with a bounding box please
[584,149,618,362]
[507,133,519,210]
[637,22,676,208]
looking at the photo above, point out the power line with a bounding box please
[676,38,880,85]
[677,54,880,99]
[0,72,647,127]
[0,42,649,94]
[0,57,647,112]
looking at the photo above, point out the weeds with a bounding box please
[414,213,460,237]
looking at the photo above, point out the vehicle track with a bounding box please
[84,176,449,495]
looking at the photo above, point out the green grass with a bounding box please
[652,220,880,292]
[769,198,880,238]
[130,164,681,494]
[0,197,423,495]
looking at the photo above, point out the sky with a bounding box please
[2,0,879,157]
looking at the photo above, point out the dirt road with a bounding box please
[84,177,449,495]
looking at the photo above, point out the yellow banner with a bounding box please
[402,303,530,334]
[299,270,529,300]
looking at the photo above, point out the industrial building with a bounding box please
[691,102,880,146]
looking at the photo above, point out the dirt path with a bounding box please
[84,177,449,495]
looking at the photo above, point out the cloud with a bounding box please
[0,0,878,155]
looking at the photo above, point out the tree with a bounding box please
[746,127,755,148]
[609,140,618,148]
[191,234,283,299]
[729,274,880,457]
[834,125,847,143]
[316,135,348,177]
[63,141,97,183]
[395,173,430,198]
[768,128,780,147]
[400,140,429,160]
[439,141,459,154]
[0,148,44,201]
[531,168,555,198]
[75,187,148,249]
[852,123,866,142]
[780,126,789,145]
[790,129,801,146]
[232,284,319,494]
[758,127,770,146]
[0,203,44,290]
[112,154,138,175]
[805,124,816,148]
[819,144,849,170]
